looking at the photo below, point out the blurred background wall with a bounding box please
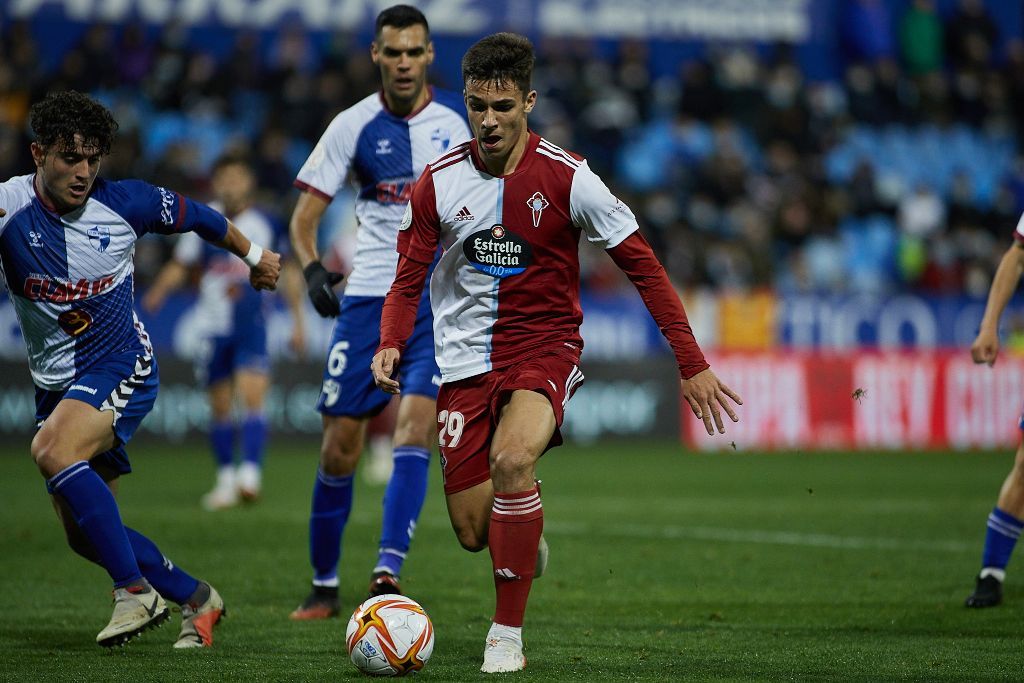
[1,0,1022,448]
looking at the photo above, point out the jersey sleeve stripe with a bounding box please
[430,142,472,169]
[536,147,580,170]
[430,150,470,173]
[537,141,581,168]
[293,179,333,202]
[175,191,187,230]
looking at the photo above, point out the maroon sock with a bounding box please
[489,486,543,627]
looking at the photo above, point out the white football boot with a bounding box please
[96,584,170,647]
[236,462,262,502]
[201,466,239,511]
[481,623,526,673]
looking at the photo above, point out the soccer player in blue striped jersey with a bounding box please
[288,4,471,619]
[0,90,280,647]
[143,153,304,511]
[966,229,1024,607]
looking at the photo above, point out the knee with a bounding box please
[1011,452,1024,482]
[392,418,433,450]
[490,447,534,486]
[319,437,360,477]
[31,429,65,476]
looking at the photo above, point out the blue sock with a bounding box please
[309,469,354,585]
[125,527,200,604]
[241,413,268,468]
[375,446,430,577]
[47,462,141,588]
[981,507,1024,570]
[210,421,236,468]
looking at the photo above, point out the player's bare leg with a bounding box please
[967,440,1024,607]
[34,399,169,646]
[202,379,239,510]
[364,402,397,485]
[235,368,270,501]
[290,415,366,620]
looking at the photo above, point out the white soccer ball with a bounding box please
[345,594,435,676]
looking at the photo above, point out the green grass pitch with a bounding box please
[1,439,1023,681]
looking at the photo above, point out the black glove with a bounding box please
[303,261,344,317]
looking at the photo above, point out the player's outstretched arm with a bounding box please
[215,219,281,291]
[971,241,1024,366]
[681,368,743,436]
[371,348,402,394]
[606,232,743,434]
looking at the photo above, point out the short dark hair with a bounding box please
[29,90,118,155]
[461,33,535,97]
[211,151,254,175]
[375,4,429,38]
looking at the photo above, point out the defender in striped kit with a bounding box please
[288,5,471,620]
[372,33,742,673]
[963,217,1024,607]
[0,91,280,648]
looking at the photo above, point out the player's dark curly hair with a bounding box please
[462,32,534,97]
[376,4,429,38]
[29,90,119,155]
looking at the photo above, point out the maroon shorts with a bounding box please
[436,351,584,495]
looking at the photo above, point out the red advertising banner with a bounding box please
[682,351,1024,451]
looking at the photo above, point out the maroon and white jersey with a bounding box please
[397,132,638,382]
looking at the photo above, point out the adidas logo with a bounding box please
[494,568,521,580]
[454,206,474,222]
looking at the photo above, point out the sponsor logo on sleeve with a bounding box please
[398,204,413,231]
[462,224,532,278]
[157,186,176,226]
[305,140,327,171]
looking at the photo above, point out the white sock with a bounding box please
[487,622,522,647]
[215,466,235,489]
[980,567,1006,582]
[312,577,339,588]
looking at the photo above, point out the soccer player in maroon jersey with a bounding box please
[370,33,742,673]
[964,234,1024,608]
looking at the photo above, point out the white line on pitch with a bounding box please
[543,520,974,553]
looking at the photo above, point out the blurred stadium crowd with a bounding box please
[1,0,1022,298]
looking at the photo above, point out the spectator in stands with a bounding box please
[900,0,943,75]
[946,0,999,70]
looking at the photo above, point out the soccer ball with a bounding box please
[345,594,434,676]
